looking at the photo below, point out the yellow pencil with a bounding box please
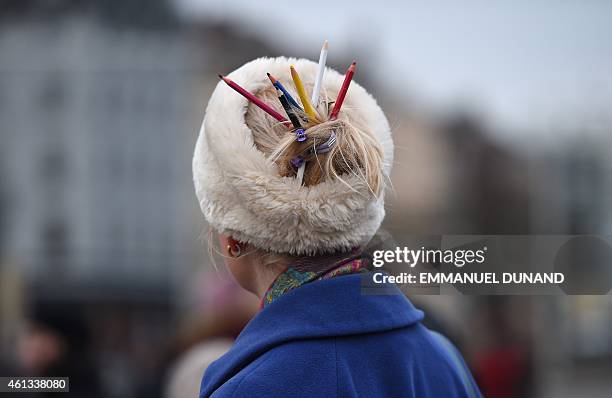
[290,65,319,122]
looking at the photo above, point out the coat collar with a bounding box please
[200,273,424,397]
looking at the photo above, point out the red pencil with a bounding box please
[218,75,289,125]
[329,61,356,120]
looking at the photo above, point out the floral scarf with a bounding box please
[261,251,370,308]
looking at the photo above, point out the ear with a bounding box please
[218,233,231,248]
[228,236,242,248]
[219,233,245,255]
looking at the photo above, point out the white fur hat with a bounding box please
[193,57,393,255]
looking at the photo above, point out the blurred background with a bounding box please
[1,1,611,397]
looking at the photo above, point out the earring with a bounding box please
[227,243,242,258]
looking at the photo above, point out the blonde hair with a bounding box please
[245,84,384,195]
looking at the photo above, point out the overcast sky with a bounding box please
[175,0,612,134]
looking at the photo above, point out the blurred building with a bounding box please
[1,1,192,295]
[0,1,273,397]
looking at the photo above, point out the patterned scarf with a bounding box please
[261,251,370,308]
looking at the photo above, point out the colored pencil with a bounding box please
[290,65,319,121]
[311,40,328,105]
[267,73,301,110]
[218,75,288,124]
[270,78,302,129]
[329,61,356,120]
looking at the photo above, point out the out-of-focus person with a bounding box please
[16,301,102,398]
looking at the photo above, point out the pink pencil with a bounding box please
[330,61,356,120]
[219,75,289,125]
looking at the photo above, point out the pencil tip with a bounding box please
[323,40,329,49]
[267,72,276,83]
[351,61,356,66]
[218,74,225,80]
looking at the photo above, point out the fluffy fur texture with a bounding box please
[193,57,394,255]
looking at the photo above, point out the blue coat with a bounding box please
[200,273,482,397]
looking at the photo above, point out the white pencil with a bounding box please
[311,40,328,106]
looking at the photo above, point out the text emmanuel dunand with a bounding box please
[371,247,565,285]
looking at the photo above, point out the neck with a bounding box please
[247,249,364,299]
[252,263,287,299]
[259,252,370,308]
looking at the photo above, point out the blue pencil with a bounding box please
[267,73,302,110]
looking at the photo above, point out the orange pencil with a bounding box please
[329,61,356,120]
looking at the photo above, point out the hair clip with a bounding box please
[313,131,337,154]
[291,155,305,169]
[294,128,307,142]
